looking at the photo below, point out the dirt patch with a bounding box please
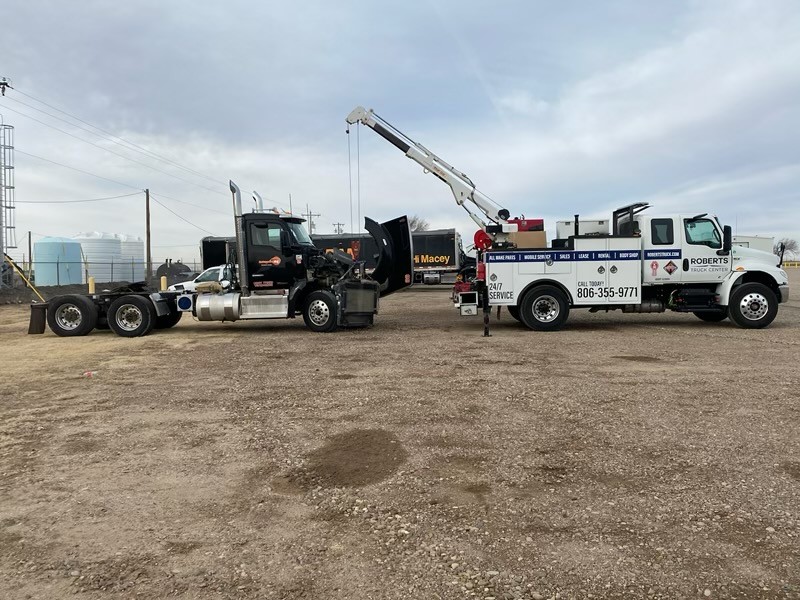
[2,276,800,599]
[302,428,408,488]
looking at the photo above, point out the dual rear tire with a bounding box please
[107,295,157,337]
[46,294,167,338]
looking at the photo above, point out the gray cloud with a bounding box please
[2,0,798,263]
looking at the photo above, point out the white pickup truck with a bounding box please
[168,265,232,293]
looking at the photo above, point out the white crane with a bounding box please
[346,107,518,243]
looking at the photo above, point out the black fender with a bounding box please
[288,280,311,315]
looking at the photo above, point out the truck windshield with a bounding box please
[195,268,220,282]
[287,222,313,245]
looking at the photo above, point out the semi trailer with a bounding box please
[312,228,474,285]
[346,106,790,330]
[29,181,413,337]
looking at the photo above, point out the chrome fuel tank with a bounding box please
[196,293,241,321]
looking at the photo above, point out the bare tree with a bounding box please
[408,215,430,232]
[774,238,799,259]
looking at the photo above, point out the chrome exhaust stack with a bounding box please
[229,180,249,297]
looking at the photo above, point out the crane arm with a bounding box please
[346,107,511,235]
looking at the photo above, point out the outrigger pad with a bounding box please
[28,303,48,334]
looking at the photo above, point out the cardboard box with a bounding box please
[509,230,547,249]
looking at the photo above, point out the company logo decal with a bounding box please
[258,256,282,267]
[650,261,659,277]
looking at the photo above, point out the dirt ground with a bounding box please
[1,271,799,599]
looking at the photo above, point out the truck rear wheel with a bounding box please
[519,286,569,331]
[108,295,156,337]
[728,283,778,329]
[693,311,727,323]
[46,295,98,337]
[303,290,338,333]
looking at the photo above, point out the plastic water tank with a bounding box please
[73,232,123,283]
[119,234,145,282]
[33,237,84,286]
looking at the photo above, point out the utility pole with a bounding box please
[288,193,293,216]
[145,189,152,287]
[333,222,345,234]
[27,230,31,277]
[303,204,320,235]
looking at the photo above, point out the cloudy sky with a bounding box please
[2,0,799,263]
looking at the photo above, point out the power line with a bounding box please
[150,190,230,215]
[16,192,141,204]
[10,88,226,187]
[150,195,217,236]
[16,149,142,190]
[0,103,227,196]
[17,148,229,221]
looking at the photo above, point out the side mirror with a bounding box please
[719,225,732,255]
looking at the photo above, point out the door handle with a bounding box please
[682,259,689,271]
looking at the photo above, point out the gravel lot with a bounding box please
[1,270,799,599]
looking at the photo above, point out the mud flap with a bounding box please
[364,216,414,297]
[28,303,48,334]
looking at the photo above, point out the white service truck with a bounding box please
[346,106,790,331]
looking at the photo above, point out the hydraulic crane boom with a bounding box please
[346,106,514,240]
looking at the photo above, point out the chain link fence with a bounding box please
[1,260,202,303]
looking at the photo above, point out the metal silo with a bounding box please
[73,231,123,283]
[119,234,145,282]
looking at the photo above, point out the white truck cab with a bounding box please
[168,265,232,293]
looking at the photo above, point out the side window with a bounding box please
[250,223,282,247]
[651,219,674,245]
[684,219,721,249]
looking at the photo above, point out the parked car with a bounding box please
[168,265,231,292]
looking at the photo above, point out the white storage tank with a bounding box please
[33,237,84,286]
[73,232,123,283]
[119,234,145,282]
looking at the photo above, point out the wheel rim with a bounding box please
[532,295,559,322]
[55,303,82,330]
[308,299,330,326]
[115,304,144,331]
[739,292,769,321]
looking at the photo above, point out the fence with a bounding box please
[784,260,800,268]
[8,260,202,287]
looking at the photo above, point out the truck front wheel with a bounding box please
[303,290,338,333]
[46,295,98,337]
[108,295,157,337]
[728,283,778,329]
[519,286,569,331]
[507,305,521,322]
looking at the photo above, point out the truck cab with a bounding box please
[243,213,318,291]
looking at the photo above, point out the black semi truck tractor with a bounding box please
[29,181,413,337]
